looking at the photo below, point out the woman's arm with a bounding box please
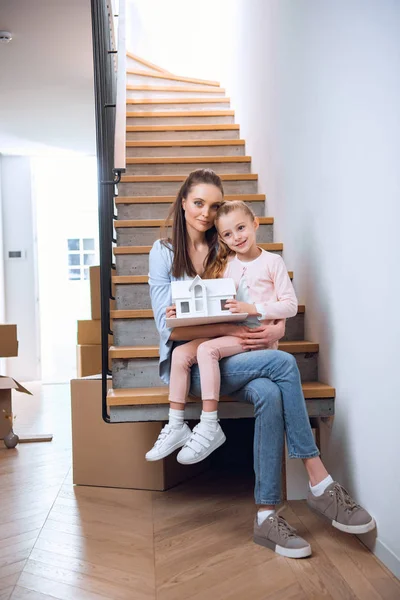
[148,242,174,347]
[238,319,286,351]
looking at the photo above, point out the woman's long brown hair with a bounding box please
[206,200,257,279]
[161,169,224,279]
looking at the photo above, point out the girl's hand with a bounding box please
[166,305,176,319]
[224,299,257,315]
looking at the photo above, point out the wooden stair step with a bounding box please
[127,69,220,87]
[115,193,264,204]
[127,85,226,94]
[114,216,273,228]
[127,98,230,105]
[125,156,251,164]
[111,304,304,319]
[107,381,335,407]
[126,124,239,132]
[126,140,245,148]
[112,270,294,283]
[109,340,318,359]
[127,110,234,118]
[114,242,283,255]
[121,174,257,183]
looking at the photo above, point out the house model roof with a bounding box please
[171,277,236,300]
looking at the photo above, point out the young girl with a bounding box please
[147,200,298,465]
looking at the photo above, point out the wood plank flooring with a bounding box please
[0,383,399,600]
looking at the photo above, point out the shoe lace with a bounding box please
[154,424,173,448]
[184,424,214,453]
[268,507,299,540]
[330,483,360,513]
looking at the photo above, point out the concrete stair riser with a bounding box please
[116,222,273,246]
[126,101,231,111]
[126,90,227,99]
[126,130,241,141]
[124,161,251,176]
[118,180,258,196]
[125,144,246,158]
[115,248,282,276]
[126,115,235,126]
[113,314,305,345]
[116,200,264,220]
[126,74,220,88]
[126,58,166,73]
[112,352,318,389]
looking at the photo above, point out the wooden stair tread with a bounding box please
[126,124,239,132]
[126,85,226,93]
[121,174,257,183]
[114,243,283,255]
[127,68,220,87]
[115,193,265,204]
[127,110,234,117]
[112,270,294,283]
[127,98,230,105]
[111,304,303,318]
[107,381,335,406]
[125,156,251,164]
[126,140,245,147]
[115,216,273,228]
[109,340,318,359]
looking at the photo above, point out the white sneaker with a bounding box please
[177,422,226,465]
[145,423,192,461]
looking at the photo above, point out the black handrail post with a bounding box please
[90,0,118,423]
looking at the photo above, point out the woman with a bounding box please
[148,169,375,559]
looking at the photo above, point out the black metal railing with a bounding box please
[90,0,124,423]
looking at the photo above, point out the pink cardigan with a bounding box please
[224,249,298,348]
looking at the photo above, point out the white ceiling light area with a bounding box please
[0,0,96,156]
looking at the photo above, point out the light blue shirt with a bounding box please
[148,239,180,384]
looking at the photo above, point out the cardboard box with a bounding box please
[0,324,18,357]
[90,266,115,321]
[0,376,32,440]
[71,377,207,490]
[76,345,112,377]
[77,320,113,345]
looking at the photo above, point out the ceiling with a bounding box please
[0,0,96,156]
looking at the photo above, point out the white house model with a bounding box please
[172,275,237,319]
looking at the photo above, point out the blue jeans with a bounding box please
[189,349,319,505]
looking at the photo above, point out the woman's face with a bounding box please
[182,183,223,234]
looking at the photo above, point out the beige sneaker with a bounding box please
[307,481,376,534]
[253,508,312,559]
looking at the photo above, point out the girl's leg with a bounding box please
[168,339,210,408]
[196,336,245,411]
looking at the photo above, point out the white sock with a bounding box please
[310,474,334,497]
[257,509,276,525]
[168,408,184,428]
[199,410,218,430]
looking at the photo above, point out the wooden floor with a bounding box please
[0,384,399,600]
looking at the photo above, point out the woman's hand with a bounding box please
[166,305,176,319]
[224,299,258,315]
[235,319,286,350]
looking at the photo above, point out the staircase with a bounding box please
[107,52,335,423]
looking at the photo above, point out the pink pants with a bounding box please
[169,336,246,404]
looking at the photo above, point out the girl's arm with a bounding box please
[255,255,298,320]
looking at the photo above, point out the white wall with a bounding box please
[127,0,400,575]
[0,156,40,381]
[221,0,400,577]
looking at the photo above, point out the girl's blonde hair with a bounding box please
[204,200,256,279]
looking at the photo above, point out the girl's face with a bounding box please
[216,209,259,255]
[182,184,223,234]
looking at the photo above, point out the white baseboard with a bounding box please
[358,534,400,580]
